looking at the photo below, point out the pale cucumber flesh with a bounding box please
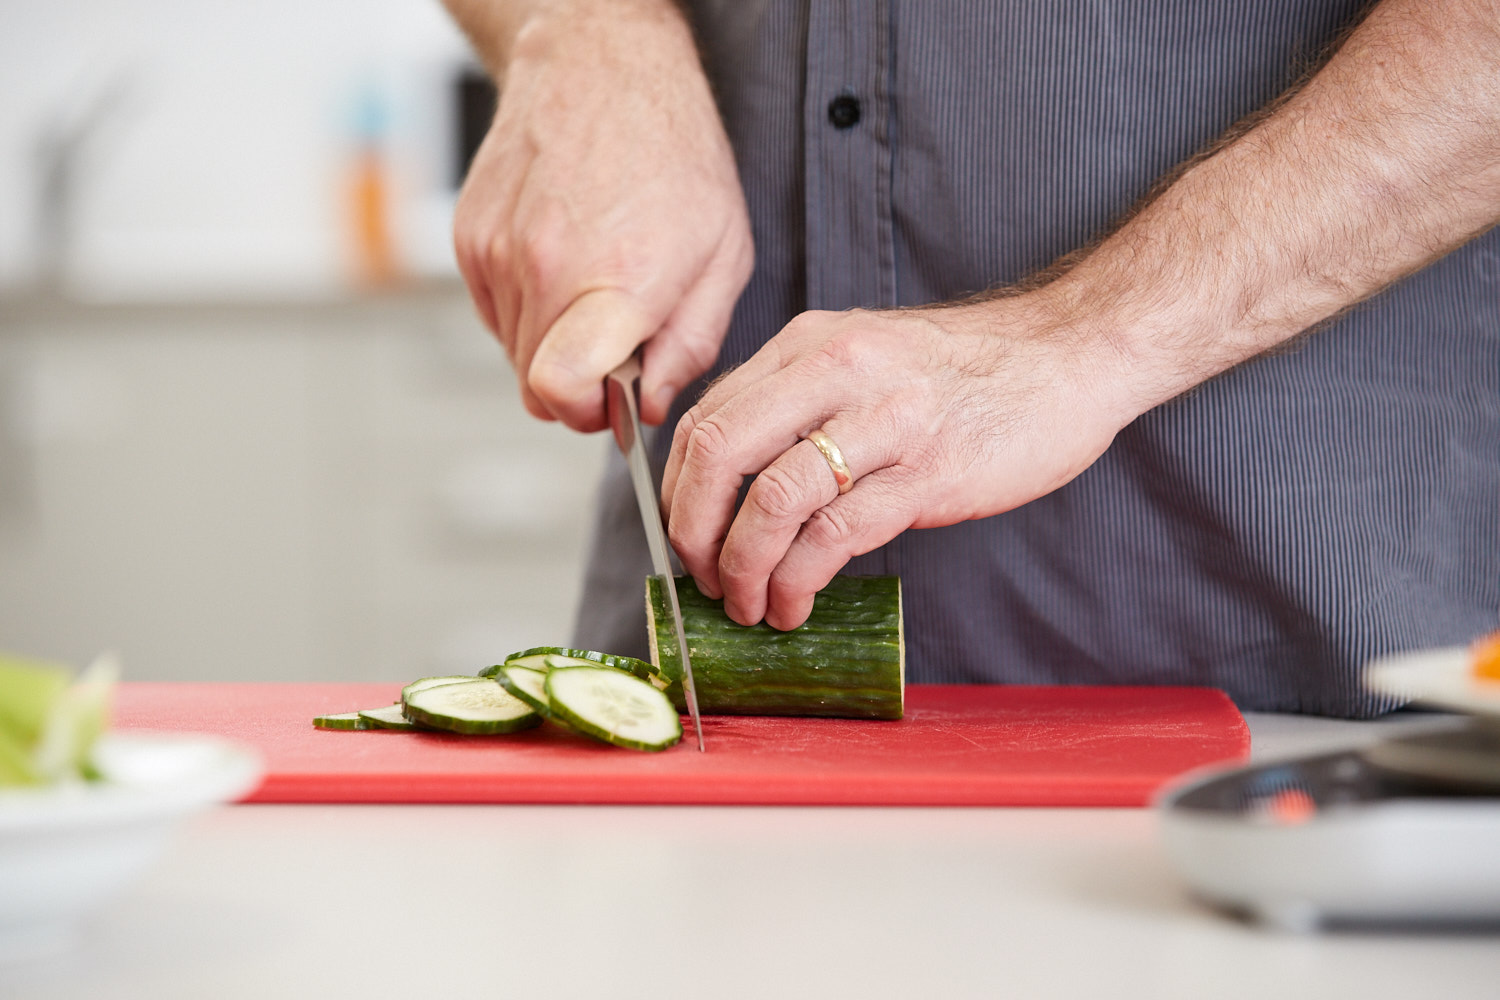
[313,647,690,751]
[545,666,681,752]
[359,704,419,731]
[313,711,372,731]
[494,665,552,715]
[403,679,540,735]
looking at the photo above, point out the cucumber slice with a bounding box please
[482,646,656,681]
[0,650,119,785]
[493,664,552,716]
[543,653,603,670]
[0,653,70,750]
[401,675,473,705]
[482,652,552,675]
[313,711,372,730]
[359,704,421,731]
[545,666,682,752]
[32,652,118,782]
[403,679,541,735]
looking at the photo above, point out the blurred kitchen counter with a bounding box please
[0,283,607,683]
[2,711,1497,1000]
[0,281,478,326]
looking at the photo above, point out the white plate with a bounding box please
[0,730,263,963]
[1364,646,1500,719]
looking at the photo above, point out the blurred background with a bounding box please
[0,1,607,681]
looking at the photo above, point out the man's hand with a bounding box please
[661,298,1137,629]
[446,0,753,430]
[662,0,1500,629]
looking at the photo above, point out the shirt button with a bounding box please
[827,95,862,130]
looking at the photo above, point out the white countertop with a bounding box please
[4,712,1497,1000]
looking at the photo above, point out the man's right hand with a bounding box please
[450,0,753,431]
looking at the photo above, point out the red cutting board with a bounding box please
[113,682,1248,807]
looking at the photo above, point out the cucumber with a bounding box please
[402,679,542,735]
[0,654,71,752]
[31,652,118,782]
[313,711,373,730]
[492,664,552,716]
[359,704,421,731]
[480,653,551,675]
[645,574,904,720]
[311,646,692,750]
[400,675,473,705]
[544,666,681,752]
[0,650,118,785]
[544,653,603,670]
[481,646,655,681]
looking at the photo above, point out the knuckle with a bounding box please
[516,208,569,287]
[780,311,823,340]
[683,414,733,471]
[671,404,704,455]
[481,232,513,275]
[744,465,804,522]
[812,324,872,373]
[801,504,857,552]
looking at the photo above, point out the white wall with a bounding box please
[0,0,473,297]
[0,5,617,683]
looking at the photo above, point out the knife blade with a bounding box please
[605,354,705,751]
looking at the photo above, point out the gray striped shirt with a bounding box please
[574,0,1500,717]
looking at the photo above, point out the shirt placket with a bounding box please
[803,0,895,312]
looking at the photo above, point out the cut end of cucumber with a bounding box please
[896,576,905,717]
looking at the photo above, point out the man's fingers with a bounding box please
[637,232,753,426]
[528,288,659,431]
[763,470,919,630]
[453,131,533,350]
[664,354,864,589]
[660,337,808,518]
[454,249,500,338]
[715,428,879,625]
[661,312,840,515]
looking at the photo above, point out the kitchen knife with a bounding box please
[605,354,705,751]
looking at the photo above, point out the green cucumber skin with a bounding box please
[313,712,373,731]
[401,702,543,736]
[482,646,656,682]
[646,574,904,720]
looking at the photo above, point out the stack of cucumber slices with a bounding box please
[313,648,682,752]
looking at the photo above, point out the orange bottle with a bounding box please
[347,86,398,288]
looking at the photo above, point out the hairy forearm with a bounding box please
[1051,0,1500,416]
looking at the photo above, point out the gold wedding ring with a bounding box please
[804,428,854,495]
